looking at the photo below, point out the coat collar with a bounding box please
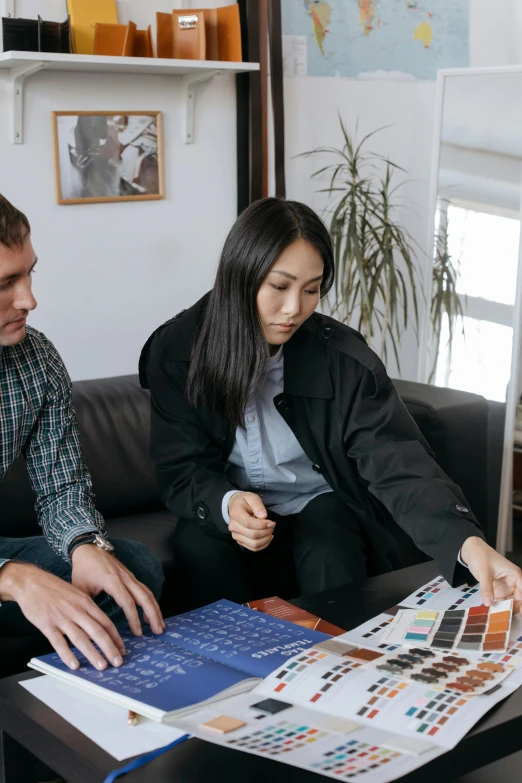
[283,315,333,399]
[142,296,333,400]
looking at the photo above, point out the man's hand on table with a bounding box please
[0,561,126,671]
[71,544,164,636]
[461,536,522,614]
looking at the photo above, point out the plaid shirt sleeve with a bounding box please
[22,338,106,562]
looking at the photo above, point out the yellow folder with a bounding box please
[66,0,118,55]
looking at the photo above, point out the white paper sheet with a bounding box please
[20,676,187,761]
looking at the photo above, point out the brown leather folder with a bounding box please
[156,12,173,58]
[94,22,127,56]
[94,21,153,57]
[123,22,137,56]
[189,5,242,62]
[133,25,154,57]
[172,10,206,60]
[215,3,242,61]
[201,8,220,61]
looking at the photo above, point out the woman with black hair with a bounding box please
[140,197,522,610]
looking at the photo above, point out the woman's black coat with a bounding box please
[139,294,484,586]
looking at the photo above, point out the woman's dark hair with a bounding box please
[186,197,334,429]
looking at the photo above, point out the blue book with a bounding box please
[29,599,330,722]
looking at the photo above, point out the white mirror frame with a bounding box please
[419,65,522,556]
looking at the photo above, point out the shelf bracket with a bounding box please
[8,61,47,143]
[181,70,220,144]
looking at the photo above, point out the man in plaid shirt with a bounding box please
[0,194,165,672]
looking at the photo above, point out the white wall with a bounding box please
[3,0,522,381]
[0,0,239,380]
[284,0,522,381]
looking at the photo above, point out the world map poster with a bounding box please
[282,0,469,80]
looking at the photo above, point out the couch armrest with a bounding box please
[394,379,490,542]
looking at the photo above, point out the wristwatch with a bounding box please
[68,532,115,559]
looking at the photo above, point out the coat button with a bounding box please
[197,506,207,520]
[312,463,322,473]
[321,327,334,340]
[455,504,469,513]
[277,398,290,412]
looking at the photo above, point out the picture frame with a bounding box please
[52,111,164,205]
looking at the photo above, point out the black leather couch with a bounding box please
[0,374,501,678]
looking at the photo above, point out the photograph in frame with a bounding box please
[53,111,164,205]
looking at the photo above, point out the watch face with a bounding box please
[94,535,115,552]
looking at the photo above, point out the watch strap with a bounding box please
[68,532,114,559]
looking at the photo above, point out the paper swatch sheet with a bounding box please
[252,642,517,751]
[366,646,518,694]
[173,691,446,783]
[336,609,404,651]
[340,575,504,652]
[400,575,482,611]
[381,600,513,654]
[172,655,522,783]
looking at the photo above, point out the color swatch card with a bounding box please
[171,661,522,782]
[400,575,482,612]
[174,692,446,783]
[337,608,405,651]
[380,600,513,654]
[249,644,516,750]
[368,646,517,695]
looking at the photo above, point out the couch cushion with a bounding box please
[106,509,178,568]
[394,378,489,536]
[72,375,163,519]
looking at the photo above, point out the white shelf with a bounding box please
[0,51,260,144]
[0,51,259,76]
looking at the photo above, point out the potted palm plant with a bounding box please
[301,117,421,372]
[428,203,465,383]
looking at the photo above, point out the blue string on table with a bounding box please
[102,733,191,783]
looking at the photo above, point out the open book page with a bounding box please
[29,599,331,721]
[147,599,331,678]
[30,635,256,722]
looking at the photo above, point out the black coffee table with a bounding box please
[2,561,522,783]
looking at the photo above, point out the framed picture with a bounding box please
[53,111,164,205]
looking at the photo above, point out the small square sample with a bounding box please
[320,716,360,734]
[347,648,384,662]
[250,698,293,715]
[201,715,247,734]
[316,639,358,656]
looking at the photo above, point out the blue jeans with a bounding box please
[0,536,165,636]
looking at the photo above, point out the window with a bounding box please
[434,203,520,402]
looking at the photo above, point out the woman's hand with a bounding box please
[461,536,522,614]
[228,492,276,552]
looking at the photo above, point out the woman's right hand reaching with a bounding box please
[228,492,276,552]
